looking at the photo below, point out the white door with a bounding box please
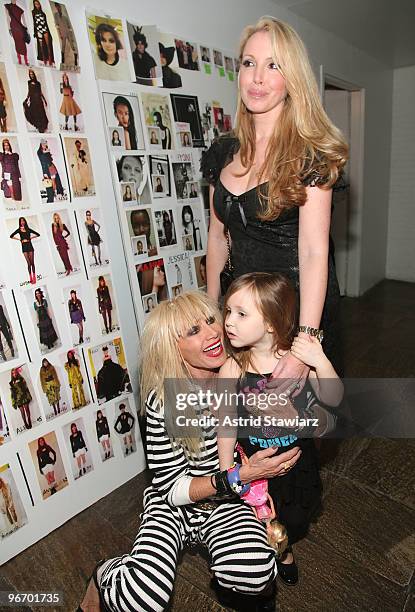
[324,89,350,295]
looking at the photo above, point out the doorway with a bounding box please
[320,69,365,297]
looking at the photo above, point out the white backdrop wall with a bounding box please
[386,64,415,283]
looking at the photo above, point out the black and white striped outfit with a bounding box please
[98,391,277,611]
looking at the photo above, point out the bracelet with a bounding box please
[214,470,233,497]
[227,463,250,496]
[298,325,324,343]
[210,474,217,490]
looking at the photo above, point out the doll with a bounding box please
[236,442,288,558]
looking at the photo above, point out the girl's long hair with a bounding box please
[223,272,297,378]
[234,16,348,221]
[140,291,221,457]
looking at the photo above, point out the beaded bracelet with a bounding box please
[227,463,250,496]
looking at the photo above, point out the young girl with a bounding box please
[218,272,343,585]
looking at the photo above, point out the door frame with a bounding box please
[319,66,365,297]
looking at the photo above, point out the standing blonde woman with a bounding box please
[202,17,348,381]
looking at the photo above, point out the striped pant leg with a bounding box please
[200,502,277,594]
[98,493,184,612]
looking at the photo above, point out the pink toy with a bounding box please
[236,443,288,557]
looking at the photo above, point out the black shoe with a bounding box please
[210,577,250,611]
[255,580,277,612]
[255,597,278,612]
[211,577,276,612]
[277,549,298,586]
[77,559,109,612]
[256,596,277,612]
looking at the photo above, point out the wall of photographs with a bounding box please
[93,22,239,326]
[0,0,239,563]
[0,1,147,563]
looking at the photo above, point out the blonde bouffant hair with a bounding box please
[140,292,222,456]
[234,16,348,220]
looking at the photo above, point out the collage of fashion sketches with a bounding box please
[0,0,237,556]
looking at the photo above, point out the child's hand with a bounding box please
[290,335,327,369]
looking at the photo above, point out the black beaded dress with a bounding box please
[201,137,341,371]
[237,371,322,545]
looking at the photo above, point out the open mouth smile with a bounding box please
[203,340,223,357]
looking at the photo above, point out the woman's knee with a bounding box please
[212,545,276,594]
[100,555,174,612]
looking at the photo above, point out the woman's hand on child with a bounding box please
[267,351,309,397]
[239,445,302,483]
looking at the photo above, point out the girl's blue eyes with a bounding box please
[226,309,246,317]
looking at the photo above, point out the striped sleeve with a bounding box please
[145,391,193,506]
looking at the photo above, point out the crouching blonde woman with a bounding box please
[78,292,302,612]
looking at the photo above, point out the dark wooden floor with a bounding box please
[2,280,415,612]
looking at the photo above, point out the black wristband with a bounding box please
[214,470,233,496]
[210,474,217,490]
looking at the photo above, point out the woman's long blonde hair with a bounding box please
[140,291,222,456]
[235,16,348,220]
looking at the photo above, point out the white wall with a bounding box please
[386,65,415,282]
[68,0,393,295]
